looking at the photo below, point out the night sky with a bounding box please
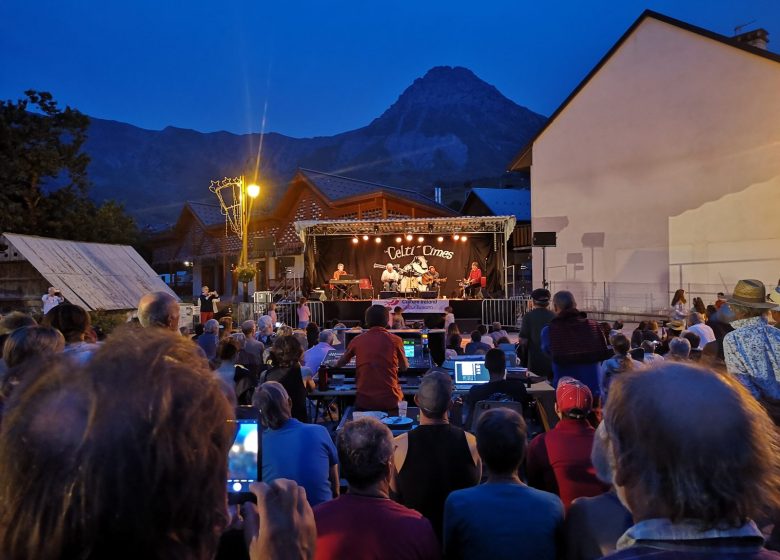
[1,0,778,138]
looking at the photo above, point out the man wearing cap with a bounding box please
[723,279,780,401]
[391,371,480,541]
[518,288,556,381]
[526,377,609,511]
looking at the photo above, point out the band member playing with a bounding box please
[381,263,399,291]
[331,263,353,298]
[332,263,347,280]
[464,262,482,299]
[198,285,219,323]
[424,265,441,289]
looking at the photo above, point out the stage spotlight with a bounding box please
[362,235,369,241]
[437,236,444,242]
[461,235,468,242]
[405,234,413,241]
[417,236,424,243]
[453,234,460,241]
[352,237,359,244]
[375,237,382,243]
[395,236,402,243]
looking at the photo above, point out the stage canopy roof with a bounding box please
[1,233,178,311]
[295,215,517,240]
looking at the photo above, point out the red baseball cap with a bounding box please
[556,377,593,418]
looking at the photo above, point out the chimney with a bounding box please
[734,28,769,50]
[434,186,442,204]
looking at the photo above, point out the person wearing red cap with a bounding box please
[526,377,609,511]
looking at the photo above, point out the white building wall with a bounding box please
[530,17,780,313]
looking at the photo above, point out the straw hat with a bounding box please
[727,279,776,309]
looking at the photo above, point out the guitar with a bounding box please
[421,273,447,285]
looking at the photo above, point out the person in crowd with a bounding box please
[564,423,633,560]
[43,303,99,364]
[241,320,265,360]
[666,336,692,362]
[464,348,530,429]
[723,279,780,401]
[191,323,204,341]
[219,317,233,339]
[41,286,64,315]
[477,324,495,348]
[313,417,440,560]
[443,408,564,560]
[256,314,275,347]
[0,312,37,359]
[542,291,611,398]
[714,291,728,309]
[304,329,336,371]
[392,371,481,540]
[464,261,482,299]
[640,340,664,365]
[197,285,219,324]
[197,318,220,361]
[527,377,609,511]
[681,331,702,361]
[692,296,706,314]
[656,319,684,355]
[444,306,455,333]
[297,297,311,330]
[602,333,641,400]
[771,287,780,328]
[137,291,180,332]
[334,305,407,413]
[670,288,687,324]
[495,335,518,367]
[685,311,715,350]
[446,322,460,339]
[489,321,508,344]
[464,330,491,355]
[254,382,339,507]
[213,336,241,387]
[0,325,65,410]
[447,333,464,357]
[267,302,278,326]
[261,334,313,423]
[630,321,648,349]
[381,263,400,292]
[0,327,239,559]
[391,306,406,329]
[600,363,780,559]
[305,322,320,349]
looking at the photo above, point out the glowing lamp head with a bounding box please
[461,236,468,242]
[417,236,424,243]
[362,235,369,241]
[395,237,402,243]
[405,234,413,241]
[453,234,460,241]
[437,236,444,242]
[351,237,359,244]
[375,237,382,243]
[246,183,261,198]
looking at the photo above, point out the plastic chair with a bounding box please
[470,400,524,431]
[359,277,374,299]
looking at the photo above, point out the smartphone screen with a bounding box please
[227,419,259,496]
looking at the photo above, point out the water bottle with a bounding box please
[318,364,329,391]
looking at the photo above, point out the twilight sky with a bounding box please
[1,0,778,138]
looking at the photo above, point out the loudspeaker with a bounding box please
[379,291,397,299]
[310,289,326,302]
[418,291,437,299]
[533,231,557,247]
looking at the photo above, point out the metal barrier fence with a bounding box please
[481,298,532,329]
[235,301,325,328]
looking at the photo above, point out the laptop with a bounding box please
[453,359,490,390]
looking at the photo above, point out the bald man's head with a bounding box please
[137,292,180,331]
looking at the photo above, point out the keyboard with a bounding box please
[330,279,359,285]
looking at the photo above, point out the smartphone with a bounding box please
[274,322,282,328]
[227,418,259,503]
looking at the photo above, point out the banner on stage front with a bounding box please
[371,298,450,313]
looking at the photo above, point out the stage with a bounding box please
[322,298,483,324]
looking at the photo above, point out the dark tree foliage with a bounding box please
[0,90,139,245]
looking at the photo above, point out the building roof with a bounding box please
[508,9,780,171]
[463,188,531,221]
[1,233,178,310]
[298,169,456,214]
[186,201,226,228]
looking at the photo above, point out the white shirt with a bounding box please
[480,335,495,348]
[42,294,63,314]
[686,323,716,350]
[381,269,399,283]
[304,342,335,371]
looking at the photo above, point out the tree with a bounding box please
[0,90,138,244]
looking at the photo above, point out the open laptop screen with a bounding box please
[402,338,419,359]
[454,360,489,385]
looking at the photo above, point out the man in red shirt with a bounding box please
[464,261,482,299]
[526,377,609,510]
[335,305,408,412]
[314,417,440,560]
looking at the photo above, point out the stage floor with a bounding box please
[322,299,483,323]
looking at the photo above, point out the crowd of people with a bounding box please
[0,278,777,559]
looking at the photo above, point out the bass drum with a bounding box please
[399,276,420,294]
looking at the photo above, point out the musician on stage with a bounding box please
[464,262,482,299]
[425,265,441,289]
[331,263,353,299]
[381,263,399,291]
[332,263,347,280]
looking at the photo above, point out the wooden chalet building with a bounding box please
[151,168,457,299]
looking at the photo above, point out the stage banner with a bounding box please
[305,234,499,297]
[371,298,450,313]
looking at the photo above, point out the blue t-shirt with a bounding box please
[262,419,338,507]
[443,482,563,560]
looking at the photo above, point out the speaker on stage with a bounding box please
[418,291,437,299]
[379,291,397,299]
